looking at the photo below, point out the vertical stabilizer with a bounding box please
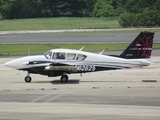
[120,31,154,59]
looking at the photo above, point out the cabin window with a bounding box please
[67,53,76,60]
[53,52,65,59]
[44,51,52,59]
[76,54,87,60]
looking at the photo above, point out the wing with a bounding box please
[45,62,78,72]
[22,60,79,75]
[23,60,122,75]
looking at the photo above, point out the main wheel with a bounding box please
[25,76,32,83]
[60,75,68,83]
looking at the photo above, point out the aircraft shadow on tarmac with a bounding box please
[31,80,141,84]
[27,79,128,84]
[51,79,80,84]
[31,79,80,84]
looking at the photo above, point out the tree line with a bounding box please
[0,0,160,27]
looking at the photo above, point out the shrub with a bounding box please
[119,10,160,27]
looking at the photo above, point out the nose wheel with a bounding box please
[60,74,68,83]
[24,76,32,83]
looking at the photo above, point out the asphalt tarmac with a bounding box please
[0,57,160,120]
[0,33,160,44]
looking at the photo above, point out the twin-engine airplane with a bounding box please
[4,31,154,83]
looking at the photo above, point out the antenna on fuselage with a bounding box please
[99,48,108,55]
[79,46,85,51]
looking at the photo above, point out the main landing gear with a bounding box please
[60,74,68,83]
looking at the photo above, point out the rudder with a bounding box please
[120,31,154,59]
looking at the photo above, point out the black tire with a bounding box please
[60,75,68,83]
[25,76,32,83]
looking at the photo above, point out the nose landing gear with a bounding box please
[24,73,32,83]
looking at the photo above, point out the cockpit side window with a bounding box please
[44,51,52,59]
[76,54,87,60]
[53,52,65,59]
[67,53,76,60]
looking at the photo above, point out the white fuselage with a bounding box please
[4,49,151,71]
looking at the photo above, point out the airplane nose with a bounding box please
[4,61,12,68]
[4,60,19,69]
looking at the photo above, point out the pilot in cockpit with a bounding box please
[56,53,61,59]
[53,52,65,59]
[60,54,65,59]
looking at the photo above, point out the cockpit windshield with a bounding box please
[44,51,52,59]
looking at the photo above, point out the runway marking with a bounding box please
[44,89,76,103]
[30,89,76,103]
[30,92,53,103]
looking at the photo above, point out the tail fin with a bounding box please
[120,31,154,59]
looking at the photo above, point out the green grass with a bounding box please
[0,43,160,56]
[0,17,120,31]
[0,17,160,33]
